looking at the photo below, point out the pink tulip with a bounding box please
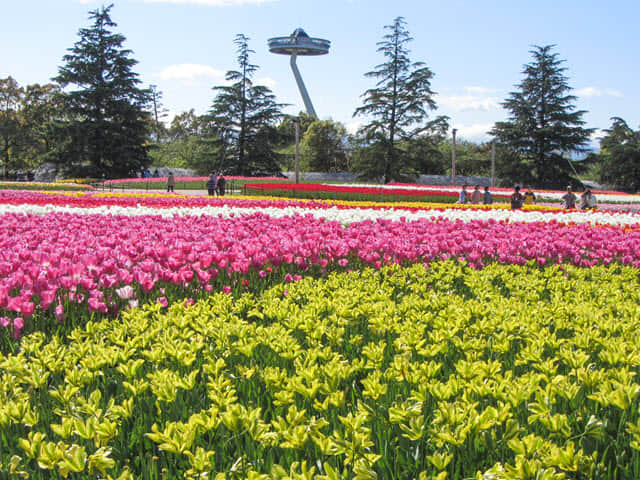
[54,304,65,323]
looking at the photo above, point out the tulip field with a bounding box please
[1,188,640,479]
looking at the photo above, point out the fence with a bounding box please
[93,180,240,195]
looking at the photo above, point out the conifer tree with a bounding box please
[208,34,284,176]
[591,117,640,192]
[491,45,593,187]
[354,17,446,183]
[53,4,151,178]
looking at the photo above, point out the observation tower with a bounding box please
[268,28,330,118]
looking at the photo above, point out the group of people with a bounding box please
[507,185,596,210]
[457,184,597,210]
[206,172,226,196]
[166,171,227,195]
[457,184,494,205]
[139,168,160,178]
[560,185,597,210]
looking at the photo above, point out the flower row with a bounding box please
[2,190,640,227]
[385,182,640,204]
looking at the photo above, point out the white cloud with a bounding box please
[463,86,498,95]
[576,86,624,98]
[141,0,276,5]
[576,87,602,97]
[345,120,363,134]
[257,76,277,89]
[451,123,495,142]
[157,64,225,85]
[437,94,501,112]
[591,128,608,142]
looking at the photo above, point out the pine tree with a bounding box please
[591,118,640,192]
[149,85,169,142]
[208,34,284,176]
[491,45,593,188]
[0,77,24,177]
[53,4,151,178]
[353,17,446,183]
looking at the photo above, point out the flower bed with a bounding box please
[101,175,292,190]
[0,181,94,191]
[2,202,640,341]
[1,262,640,479]
[244,181,496,203]
[1,188,640,479]
[244,181,640,206]
[386,183,640,205]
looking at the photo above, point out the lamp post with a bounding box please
[451,128,457,185]
[491,140,496,187]
[294,117,300,184]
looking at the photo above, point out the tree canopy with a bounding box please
[589,118,640,192]
[207,34,284,176]
[300,119,349,172]
[491,45,593,188]
[354,17,447,182]
[52,4,151,178]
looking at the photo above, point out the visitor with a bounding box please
[217,174,226,196]
[470,185,482,204]
[580,188,597,209]
[510,186,524,209]
[206,173,217,196]
[167,171,175,193]
[457,184,468,204]
[483,186,493,205]
[562,186,577,209]
[524,186,536,205]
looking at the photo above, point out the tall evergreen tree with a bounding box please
[0,77,24,177]
[590,117,640,192]
[52,4,151,178]
[491,45,593,188]
[149,84,169,142]
[353,17,446,183]
[208,34,284,176]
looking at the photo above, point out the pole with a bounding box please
[294,118,300,184]
[451,128,457,185]
[491,140,496,187]
[290,54,318,118]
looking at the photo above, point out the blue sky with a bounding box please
[2,0,638,145]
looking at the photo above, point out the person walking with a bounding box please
[167,172,175,193]
[562,186,577,209]
[470,185,483,204]
[510,186,524,209]
[483,186,493,205]
[206,173,217,196]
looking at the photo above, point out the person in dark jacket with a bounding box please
[206,173,217,196]
[217,174,226,196]
[510,186,524,209]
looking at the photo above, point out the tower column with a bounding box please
[289,54,317,118]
